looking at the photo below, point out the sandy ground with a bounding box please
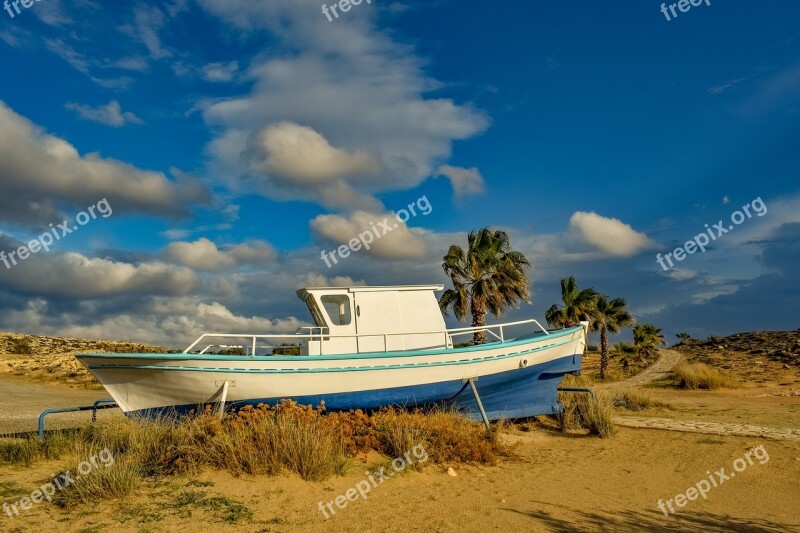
[2,425,798,532]
[0,376,118,435]
[1,348,799,532]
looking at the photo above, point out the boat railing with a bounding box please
[182,318,550,356]
[446,319,550,343]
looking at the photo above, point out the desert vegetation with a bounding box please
[671,362,740,390]
[0,401,508,507]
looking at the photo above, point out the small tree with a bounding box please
[633,324,665,360]
[591,295,635,380]
[545,277,598,329]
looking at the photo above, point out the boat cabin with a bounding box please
[295,285,451,355]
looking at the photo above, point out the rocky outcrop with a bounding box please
[0,332,171,387]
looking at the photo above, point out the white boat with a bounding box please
[77,285,587,422]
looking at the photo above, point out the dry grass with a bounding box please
[7,400,508,510]
[672,362,740,390]
[612,390,673,411]
[558,391,617,438]
[0,431,73,466]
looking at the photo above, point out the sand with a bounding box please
[1,339,799,532]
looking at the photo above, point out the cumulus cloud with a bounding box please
[311,211,428,259]
[0,102,208,225]
[251,122,380,184]
[198,0,488,211]
[65,100,143,127]
[569,211,656,257]
[165,238,276,271]
[0,245,199,300]
[434,165,485,198]
[0,298,306,348]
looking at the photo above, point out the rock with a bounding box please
[447,467,458,477]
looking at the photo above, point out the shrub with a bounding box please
[9,338,32,354]
[613,390,672,411]
[558,391,617,438]
[0,432,73,466]
[672,362,739,390]
[53,455,141,507]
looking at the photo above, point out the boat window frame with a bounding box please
[320,294,353,327]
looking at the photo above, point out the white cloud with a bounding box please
[665,268,698,281]
[298,273,365,288]
[65,100,143,127]
[434,165,485,198]
[43,39,134,88]
[165,238,276,271]
[33,0,73,26]
[0,102,207,224]
[253,122,380,183]
[569,211,656,257]
[0,298,306,348]
[161,229,193,240]
[198,0,488,211]
[201,61,239,82]
[129,5,172,59]
[311,210,428,259]
[0,251,199,299]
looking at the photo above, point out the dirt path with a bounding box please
[0,376,116,435]
[591,350,800,441]
[611,416,800,441]
[597,349,683,390]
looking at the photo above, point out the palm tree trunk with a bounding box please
[599,326,609,380]
[471,296,487,344]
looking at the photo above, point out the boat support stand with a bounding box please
[37,399,118,439]
[463,377,491,431]
[215,380,234,418]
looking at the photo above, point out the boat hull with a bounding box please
[77,326,585,421]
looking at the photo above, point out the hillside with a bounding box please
[673,329,800,387]
[0,332,169,387]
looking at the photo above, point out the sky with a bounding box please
[0,0,798,348]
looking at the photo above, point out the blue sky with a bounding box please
[0,0,798,347]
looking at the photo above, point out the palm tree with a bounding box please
[439,228,531,344]
[633,324,666,360]
[545,277,599,328]
[591,295,636,380]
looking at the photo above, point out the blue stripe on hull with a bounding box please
[129,353,582,422]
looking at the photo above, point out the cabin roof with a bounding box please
[296,284,444,299]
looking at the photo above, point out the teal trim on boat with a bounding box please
[87,337,577,374]
[78,326,582,363]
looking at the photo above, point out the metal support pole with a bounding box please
[556,387,597,401]
[217,381,230,419]
[465,377,491,431]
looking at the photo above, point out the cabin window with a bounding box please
[321,295,352,326]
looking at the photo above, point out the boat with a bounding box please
[76,285,587,423]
